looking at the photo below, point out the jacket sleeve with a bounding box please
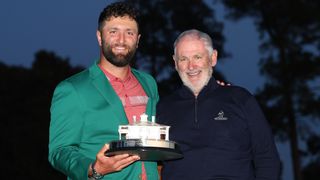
[48,81,92,179]
[245,96,281,180]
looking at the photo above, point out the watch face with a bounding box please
[92,173,104,179]
[91,163,104,179]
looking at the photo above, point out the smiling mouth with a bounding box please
[115,46,125,50]
[113,46,127,53]
[187,71,201,77]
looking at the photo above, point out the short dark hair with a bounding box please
[98,2,140,31]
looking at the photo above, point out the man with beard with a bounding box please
[48,2,159,180]
[157,29,281,180]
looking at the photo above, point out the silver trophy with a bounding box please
[105,114,183,161]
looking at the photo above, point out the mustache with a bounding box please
[111,43,129,49]
[186,70,200,74]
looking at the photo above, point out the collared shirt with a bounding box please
[99,65,148,180]
[99,65,148,123]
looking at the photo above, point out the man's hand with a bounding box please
[216,80,231,86]
[89,144,140,176]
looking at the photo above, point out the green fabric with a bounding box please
[48,62,159,180]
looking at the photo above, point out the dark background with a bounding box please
[1,0,320,179]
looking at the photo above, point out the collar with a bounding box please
[98,64,132,83]
[179,76,219,98]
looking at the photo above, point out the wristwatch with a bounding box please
[89,161,104,180]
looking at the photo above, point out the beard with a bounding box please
[101,40,137,67]
[178,67,213,95]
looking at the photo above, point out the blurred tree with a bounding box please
[126,0,228,96]
[218,0,320,179]
[0,50,83,179]
[303,135,320,179]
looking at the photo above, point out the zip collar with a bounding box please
[178,76,220,99]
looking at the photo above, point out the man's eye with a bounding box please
[127,32,134,36]
[179,58,187,62]
[110,31,116,34]
[194,56,202,60]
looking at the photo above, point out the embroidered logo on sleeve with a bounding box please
[214,111,228,120]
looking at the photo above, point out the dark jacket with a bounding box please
[157,77,280,180]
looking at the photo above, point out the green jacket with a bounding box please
[48,62,159,180]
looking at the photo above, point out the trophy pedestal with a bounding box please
[105,139,183,161]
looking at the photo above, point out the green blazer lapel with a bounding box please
[135,74,151,97]
[89,63,128,124]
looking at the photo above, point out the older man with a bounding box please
[157,29,281,180]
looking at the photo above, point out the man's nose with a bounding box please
[187,60,195,70]
[117,32,125,44]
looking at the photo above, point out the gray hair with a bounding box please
[173,29,214,58]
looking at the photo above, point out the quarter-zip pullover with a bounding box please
[157,77,280,180]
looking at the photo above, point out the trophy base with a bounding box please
[105,139,183,161]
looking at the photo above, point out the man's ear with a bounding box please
[96,30,102,46]
[211,50,218,67]
[172,55,178,70]
[136,34,141,48]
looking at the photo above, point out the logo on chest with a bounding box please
[214,110,228,120]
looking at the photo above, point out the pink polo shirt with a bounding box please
[99,65,148,180]
[99,65,148,123]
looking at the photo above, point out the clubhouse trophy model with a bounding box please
[105,113,183,161]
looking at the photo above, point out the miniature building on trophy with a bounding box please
[106,113,182,161]
[118,113,170,141]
